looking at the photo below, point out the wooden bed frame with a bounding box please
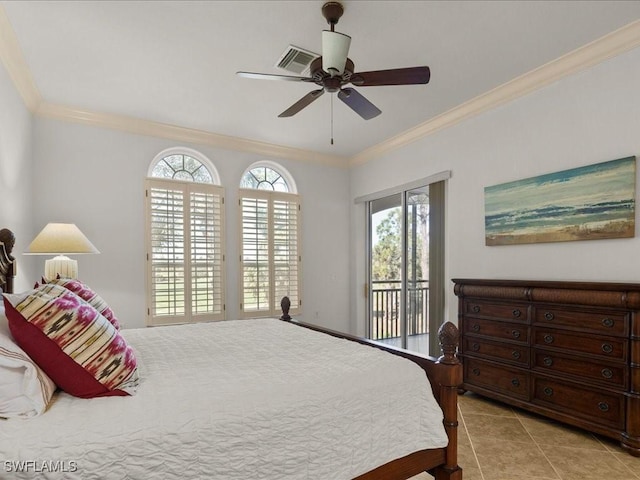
[0,228,462,480]
[280,298,462,480]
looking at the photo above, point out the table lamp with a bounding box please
[25,223,99,280]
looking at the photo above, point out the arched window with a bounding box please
[148,147,220,184]
[241,165,290,192]
[239,162,301,318]
[145,148,225,326]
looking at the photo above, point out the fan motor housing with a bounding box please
[310,57,354,91]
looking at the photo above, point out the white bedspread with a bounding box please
[0,319,448,479]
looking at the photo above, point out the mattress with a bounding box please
[0,318,448,479]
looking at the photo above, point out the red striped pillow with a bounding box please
[3,284,138,398]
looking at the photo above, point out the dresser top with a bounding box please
[452,278,640,309]
[452,278,640,292]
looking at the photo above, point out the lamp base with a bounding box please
[44,255,78,281]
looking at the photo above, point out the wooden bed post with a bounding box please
[432,321,463,480]
[280,296,291,321]
[0,228,16,294]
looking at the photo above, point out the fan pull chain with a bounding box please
[330,93,334,145]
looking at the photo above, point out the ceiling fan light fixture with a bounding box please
[322,30,351,77]
[237,1,430,122]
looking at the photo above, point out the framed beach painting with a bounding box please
[485,156,636,246]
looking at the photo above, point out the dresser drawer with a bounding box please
[533,307,627,337]
[533,350,627,389]
[465,300,529,322]
[463,318,529,344]
[463,337,530,366]
[532,376,624,429]
[464,358,529,399]
[532,328,627,361]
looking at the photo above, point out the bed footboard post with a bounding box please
[433,321,463,480]
[280,296,291,321]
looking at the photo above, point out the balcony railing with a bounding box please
[370,280,429,340]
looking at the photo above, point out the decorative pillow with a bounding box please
[0,305,56,418]
[3,285,138,399]
[42,277,121,330]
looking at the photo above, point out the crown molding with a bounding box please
[36,102,349,167]
[0,4,347,168]
[0,5,41,111]
[1,1,638,170]
[349,19,640,167]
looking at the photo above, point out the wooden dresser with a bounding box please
[453,278,640,456]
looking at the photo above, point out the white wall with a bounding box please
[350,45,640,334]
[0,61,36,292]
[12,44,640,338]
[32,119,351,330]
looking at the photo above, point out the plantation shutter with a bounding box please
[240,196,270,314]
[146,178,225,325]
[273,197,300,312]
[239,189,301,317]
[147,180,186,323]
[190,183,225,318]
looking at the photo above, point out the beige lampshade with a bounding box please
[26,223,99,255]
[25,223,99,280]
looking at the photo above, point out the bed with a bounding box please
[0,228,462,480]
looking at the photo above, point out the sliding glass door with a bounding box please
[405,186,430,353]
[366,180,444,355]
[369,193,402,342]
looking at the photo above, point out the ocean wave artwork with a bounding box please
[485,156,636,246]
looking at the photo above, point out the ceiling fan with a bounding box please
[236,1,430,121]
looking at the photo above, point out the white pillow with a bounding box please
[0,303,56,418]
[0,302,10,337]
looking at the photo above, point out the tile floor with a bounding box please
[411,392,640,480]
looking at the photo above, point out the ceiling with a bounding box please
[2,1,640,162]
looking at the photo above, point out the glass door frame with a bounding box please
[361,171,450,355]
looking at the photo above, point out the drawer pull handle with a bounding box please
[472,368,480,376]
[544,312,555,321]
[543,357,553,367]
[511,378,520,387]
[598,402,610,412]
[472,305,480,313]
[543,334,554,344]
[602,343,613,354]
[512,351,521,359]
[512,309,522,318]
[601,368,613,379]
[602,318,614,328]
[512,330,521,339]
[543,387,554,396]
[472,343,480,351]
[472,324,480,332]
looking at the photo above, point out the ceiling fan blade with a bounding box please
[236,71,315,82]
[350,66,430,86]
[278,89,325,118]
[337,88,381,120]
